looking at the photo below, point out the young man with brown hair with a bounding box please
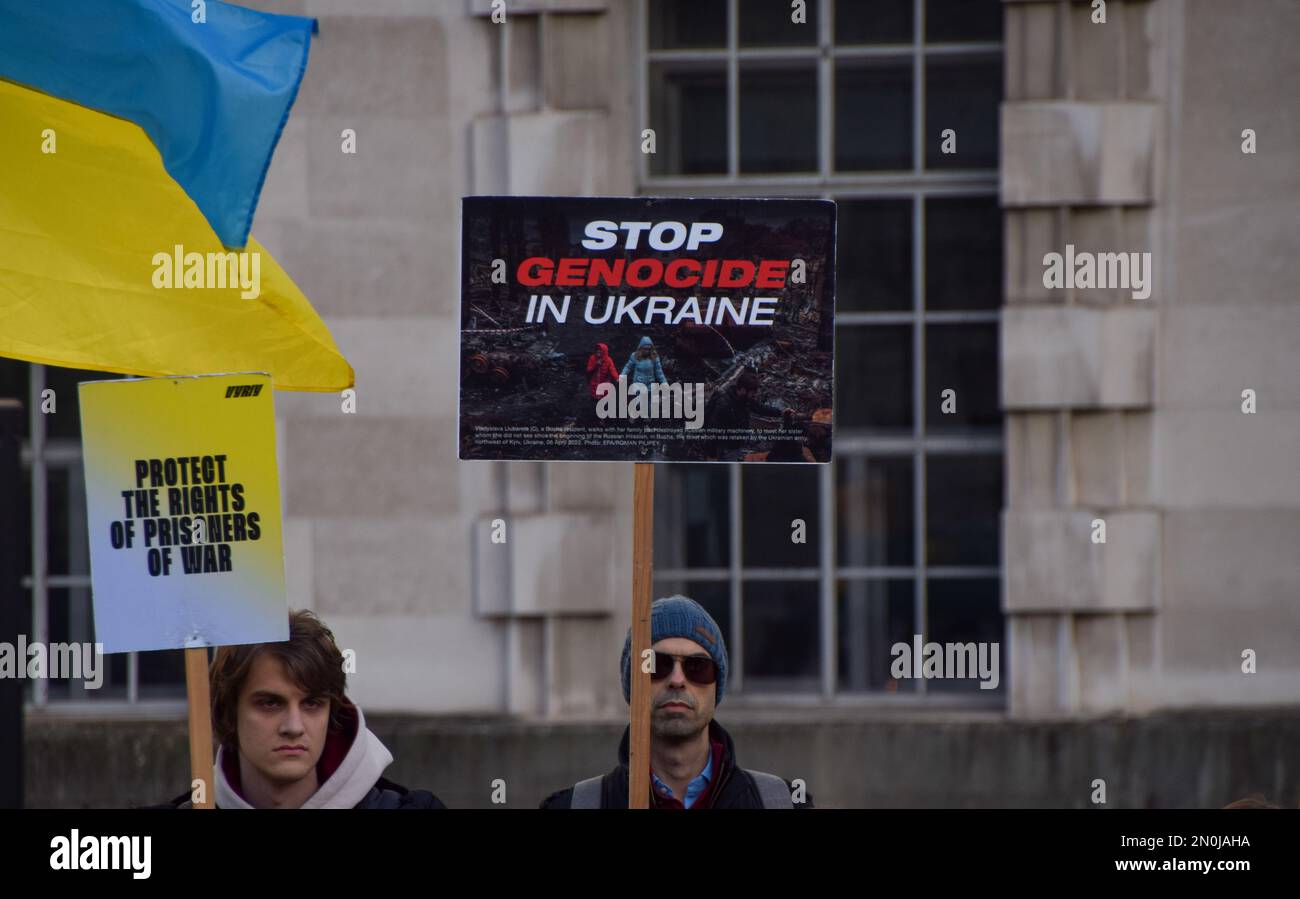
[158,609,444,809]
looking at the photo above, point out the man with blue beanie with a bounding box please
[540,595,810,809]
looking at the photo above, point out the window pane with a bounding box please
[46,465,90,577]
[649,62,727,175]
[925,0,1002,43]
[0,358,29,439]
[652,579,732,654]
[835,325,913,431]
[742,465,819,568]
[925,196,1001,310]
[838,199,912,312]
[924,54,1001,169]
[45,587,127,701]
[46,366,118,440]
[138,649,187,697]
[836,455,914,567]
[47,465,71,575]
[14,589,33,702]
[46,459,88,579]
[649,0,727,49]
[837,579,917,692]
[740,63,818,173]
[740,0,818,47]
[835,60,912,171]
[926,455,1002,566]
[654,464,730,568]
[926,578,1004,693]
[742,580,820,691]
[836,0,912,44]
[925,323,1000,432]
[10,467,32,591]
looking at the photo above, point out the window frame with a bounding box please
[20,363,187,713]
[638,0,1005,707]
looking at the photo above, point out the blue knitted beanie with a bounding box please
[620,595,728,704]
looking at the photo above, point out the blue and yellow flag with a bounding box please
[0,0,316,249]
[0,0,352,392]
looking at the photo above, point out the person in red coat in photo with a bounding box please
[587,341,619,399]
[579,341,621,428]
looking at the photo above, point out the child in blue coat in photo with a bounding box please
[621,335,668,385]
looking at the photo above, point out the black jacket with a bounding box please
[539,720,812,809]
[354,777,446,809]
[153,775,444,809]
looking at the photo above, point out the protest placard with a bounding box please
[460,196,835,464]
[79,373,288,655]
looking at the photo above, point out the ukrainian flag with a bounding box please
[0,0,353,392]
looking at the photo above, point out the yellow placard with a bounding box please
[79,373,288,653]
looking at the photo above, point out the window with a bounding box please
[643,0,1004,701]
[0,360,186,708]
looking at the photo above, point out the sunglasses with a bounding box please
[650,652,717,685]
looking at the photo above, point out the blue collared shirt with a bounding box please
[652,752,714,808]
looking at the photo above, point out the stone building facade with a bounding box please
[251,0,1299,721]
[12,0,1299,807]
[1001,0,1300,715]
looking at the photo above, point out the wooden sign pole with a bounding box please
[184,647,215,809]
[628,462,655,809]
